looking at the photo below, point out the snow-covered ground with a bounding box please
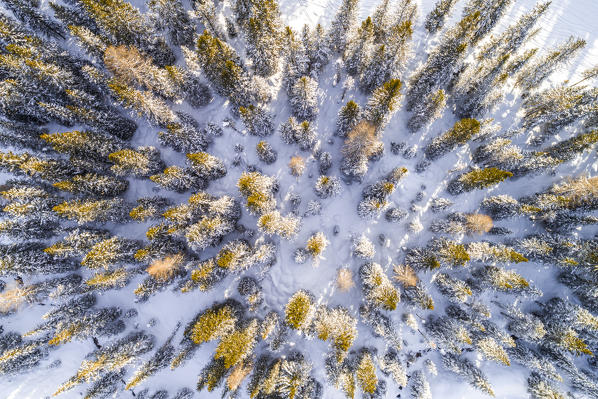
[1,0,597,398]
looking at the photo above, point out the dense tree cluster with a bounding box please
[0,0,596,398]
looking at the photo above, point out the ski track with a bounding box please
[1,0,597,398]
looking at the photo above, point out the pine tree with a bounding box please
[280,118,317,151]
[363,79,402,130]
[453,53,511,118]
[406,11,480,111]
[256,141,278,164]
[243,0,283,77]
[462,0,513,44]
[53,198,129,224]
[197,0,227,37]
[360,21,413,93]
[54,173,128,197]
[303,23,330,76]
[285,290,315,332]
[186,152,226,182]
[239,105,275,137]
[407,89,446,133]
[340,120,384,181]
[410,370,432,399]
[196,31,252,104]
[478,2,550,60]
[516,36,586,91]
[214,319,258,368]
[356,351,379,395]
[2,0,65,39]
[328,0,359,54]
[425,118,481,161]
[360,262,400,311]
[336,101,361,137]
[522,86,598,146]
[345,17,375,77]
[442,353,495,396]
[281,26,309,94]
[109,147,164,178]
[78,0,174,66]
[108,79,178,127]
[104,45,183,102]
[147,0,194,47]
[54,332,154,395]
[290,76,319,121]
[425,0,458,34]
[448,167,513,195]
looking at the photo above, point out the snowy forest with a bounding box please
[0,0,597,398]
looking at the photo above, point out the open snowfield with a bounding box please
[1,0,597,398]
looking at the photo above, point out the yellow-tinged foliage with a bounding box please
[86,268,128,289]
[214,320,258,368]
[285,291,314,330]
[356,353,377,394]
[190,306,237,345]
[477,337,510,366]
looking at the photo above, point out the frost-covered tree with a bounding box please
[290,76,319,121]
[328,0,359,54]
[516,36,586,91]
[425,0,458,34]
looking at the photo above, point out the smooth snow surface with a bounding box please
[1,0,597,398]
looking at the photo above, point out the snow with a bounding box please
[1,0,597,398]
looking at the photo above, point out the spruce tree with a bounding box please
[328,0,359,55]
[516,36,586,91]
[425,0,458,34]
[363,79,402,130]
[406,11,480,111]
[290,76,319,121]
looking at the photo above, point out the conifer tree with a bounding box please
[256,141,278,164]
[425,118,481,161]
[104,45,183,102]
[53,198,129,224]
[406,11,480,111]
[194,0,225,39]
[453,53,511,118]
[280,118,317,151]
[242,0,283,77]
[328,0,359,54]
[109,147,164,178]
[407,89,446,133]
[425,0,458,34]
[462,0,513,44]
[516,36,586,91]
[239,105,275,137]
[360,262,400,311]
[281,26,309,94]
[448,167,513,195]
[345,17,375,77]
[285,290,316,332]
[147,0,195,47]
[54,332,154,395]
[340,121,384,181]
[77,0,174,66]
[336,101,361,137]
[478,2,550,60]
[290,76,319,121]
[360,21,413,93]
[522,86,598,146]
[363,79,402,130]
[303,23,330,76]
[2,0,65,40]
